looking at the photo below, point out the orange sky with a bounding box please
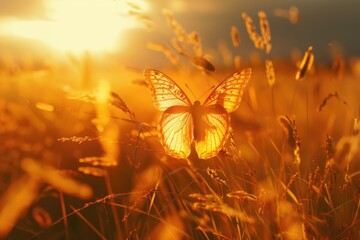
[0,0,360,69]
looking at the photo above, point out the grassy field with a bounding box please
[1,6,360,240]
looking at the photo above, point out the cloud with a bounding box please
[153,0,225,14]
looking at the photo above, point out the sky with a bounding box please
[0,0,360,68]
[0,0,48,19]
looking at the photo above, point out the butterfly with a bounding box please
[144,68,252,159]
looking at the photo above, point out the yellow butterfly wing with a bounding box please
[144,69,193,158]
[196,68,251,159]
[195,105,230,159]
[159,106,194,159]
[143,69,192,111]
[203,68,251,112]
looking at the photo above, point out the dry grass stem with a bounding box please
[218,41,233,66]
[79,156,117,167]
[58,136,98,144]
[318,91,349,111]
[0,177,40,238]
[189,193,255,223]
[227,191,257,201]
[35,102,55,112]
[21,158,93,199]
[147,42,179,64]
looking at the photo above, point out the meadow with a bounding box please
[1,4,360,240]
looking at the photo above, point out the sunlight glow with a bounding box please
[0,0,148,53]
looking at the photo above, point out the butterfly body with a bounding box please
[144,68,251,159]
[191,100,206,142]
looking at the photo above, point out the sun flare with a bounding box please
[0,0,147,53]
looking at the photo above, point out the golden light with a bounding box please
[0,0,148,53]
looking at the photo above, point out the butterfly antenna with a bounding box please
[185,84,198,100]
[198,85,215,101]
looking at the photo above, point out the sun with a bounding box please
[1,0,148,53]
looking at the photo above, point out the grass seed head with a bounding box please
[78,166,107,177]
[231,26,241,47]
[334,136,359,170]
[278,115,300,149]
[274,6,299,24]
[296,46,314,81]
[234,55,242,69]
[206,167,229,188]
[258,11,272,53]
[265,59,276,86]
[32,206,52,228]
[242,12,264,50]
[189,31,203,56]
[192,56,215,72]
[323,134,335,159]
